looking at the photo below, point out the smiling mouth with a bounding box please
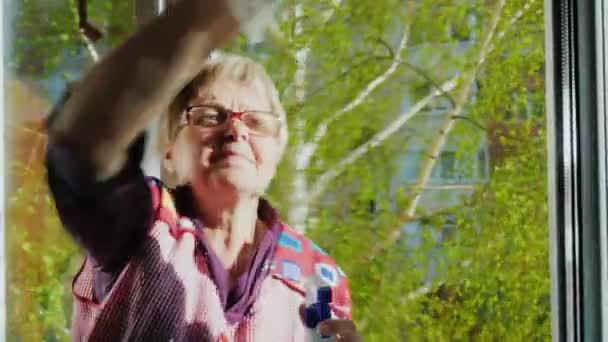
[214,151,255,164]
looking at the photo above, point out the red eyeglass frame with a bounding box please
[179,105,283,136]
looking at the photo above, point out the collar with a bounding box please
[171,185,279,226]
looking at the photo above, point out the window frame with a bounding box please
[546,0,608,340]
[0,0,7,336]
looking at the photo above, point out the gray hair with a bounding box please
[160,53,287,151]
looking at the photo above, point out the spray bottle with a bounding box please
[304,286,336,341]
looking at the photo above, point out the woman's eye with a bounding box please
[245,114,274,131]
[191,108,224,126]
[200,114,220,125]
[245,115,261,127]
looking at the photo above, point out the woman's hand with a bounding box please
[318,319,362,342]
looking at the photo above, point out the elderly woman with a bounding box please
[45,0,360,341]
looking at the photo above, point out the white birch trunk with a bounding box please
[289,22,412,231]
[365,0,509,256]
[307,76,459,203]
[405,0,507,218]
[288,3,311,233]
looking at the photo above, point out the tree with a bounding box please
[6,0,548,340]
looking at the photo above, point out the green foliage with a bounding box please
[401,126,550,341]
[7,1,134,340]
[9,0,134,78]
[7,128,81,342]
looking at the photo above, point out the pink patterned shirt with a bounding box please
[70,179,353,341]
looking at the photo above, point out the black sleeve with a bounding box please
[46,126,153,274]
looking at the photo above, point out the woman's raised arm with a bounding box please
[47,0,239,181]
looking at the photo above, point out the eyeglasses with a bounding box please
[180,104,282,136]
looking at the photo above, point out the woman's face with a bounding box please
[165,78,284,196]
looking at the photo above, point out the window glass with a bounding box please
[5,0,549,340]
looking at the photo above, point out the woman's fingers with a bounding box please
[298,304,362,341]
[318,319,361,342]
